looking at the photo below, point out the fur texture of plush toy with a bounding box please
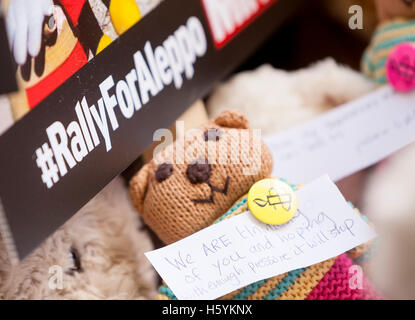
[0,176,157,299]
[207,58,374,135]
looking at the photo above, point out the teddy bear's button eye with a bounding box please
[186,160,211,184]
[204,128,222,141]
[155,163,173,182]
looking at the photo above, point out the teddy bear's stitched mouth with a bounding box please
[192,177,230,204]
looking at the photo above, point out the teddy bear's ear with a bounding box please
[213,110,250,129]
[129,163,150,214]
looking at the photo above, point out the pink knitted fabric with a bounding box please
[306,254,384,300]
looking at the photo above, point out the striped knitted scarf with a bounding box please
[362,18,415,84]
[156,180,383,300]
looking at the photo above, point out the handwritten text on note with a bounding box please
[145,176,376,300]
[264,86,415,184]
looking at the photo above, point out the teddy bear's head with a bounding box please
[375,0,415,21]
[129,110,273,244]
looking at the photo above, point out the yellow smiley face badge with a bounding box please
[248,178,298,225]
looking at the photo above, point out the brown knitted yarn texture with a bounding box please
[130,110,273,244]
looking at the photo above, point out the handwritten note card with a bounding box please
[145,175,376,300]
[264,86,415,184]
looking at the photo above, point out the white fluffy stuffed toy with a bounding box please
[207,58,374,135]
[0,177,157,299]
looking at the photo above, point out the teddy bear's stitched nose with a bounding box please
[186,160,211,184]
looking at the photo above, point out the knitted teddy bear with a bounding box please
[362,0,415,86]
[130,109,382,300]
[130,110,273,244]
[360,0,415,299]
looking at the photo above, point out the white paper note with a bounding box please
[264,86,415,184]
[145,175,376,300]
